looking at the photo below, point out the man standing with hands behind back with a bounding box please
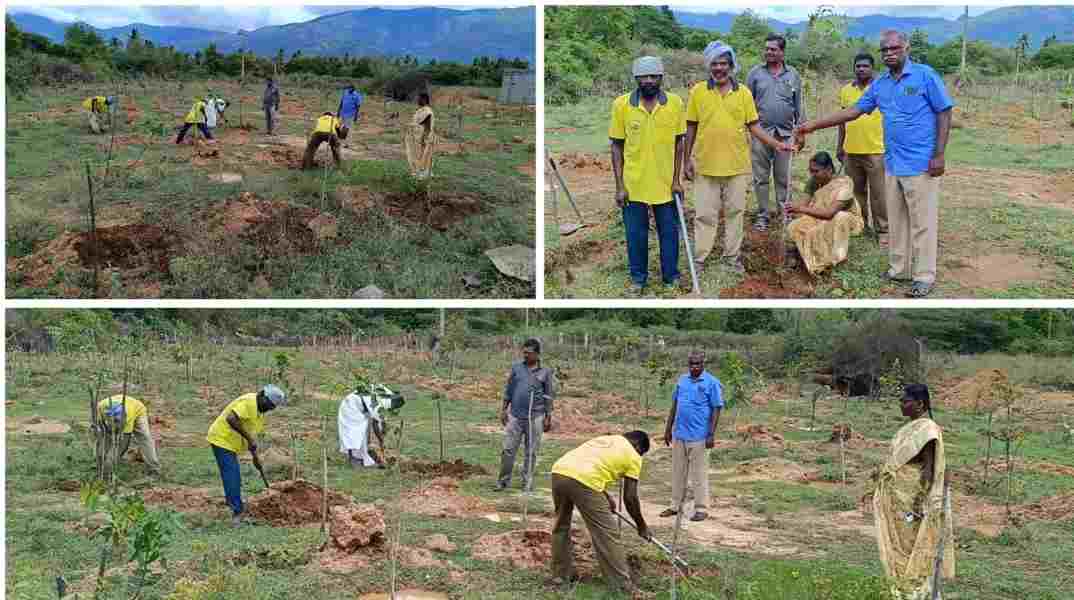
[661,350,723,522]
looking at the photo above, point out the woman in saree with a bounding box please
[784,151,864,274]
[404,92,435,179]
[874,384,955,599]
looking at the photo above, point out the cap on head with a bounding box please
[261,384,287,408]
[632,56,665,77]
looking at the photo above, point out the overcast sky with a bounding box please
[7,5,523,31]
[673,6,1003,23]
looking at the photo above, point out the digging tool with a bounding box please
[545,146,586,236]
[673,191,702,296]
[252,451,270,489]
[614,510,690,576]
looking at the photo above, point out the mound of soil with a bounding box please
[558,152,609,173]
[424,533,457,553]
[720,231,818,299]
[402,459,488,478]
[942,369,1020,411]
[201,193,338,257]
[254,146,304,169]
[471,528,594,572]
[1018,492,1074,522]
[402,476,491,519]
[245,479,353,526]
[736,424,784,445]
[380,191,485,231]
[329,503,386,551]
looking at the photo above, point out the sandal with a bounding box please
[690,511,708,522]
[659,508,678,517]
[906,281,933,298]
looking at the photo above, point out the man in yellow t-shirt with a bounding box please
[207,384,287,527]
[175,97,216,145]
[81,96,114,134]
[837,53,887,242]
[609,56,686,294]
[685,41,798,275]
[303,112,344,170]
[549,431,652,592]
[97,394,160,477]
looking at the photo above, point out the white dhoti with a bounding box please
[338,393,382,466]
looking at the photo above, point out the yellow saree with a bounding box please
[874,417,955,599]
[787,176,864,274]
[403,105,435,177]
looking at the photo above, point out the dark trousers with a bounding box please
[302,131,341,169]
[264,106,276,134]
[623,200,679,286]
[211,444,243,516]
[176,122,212,144]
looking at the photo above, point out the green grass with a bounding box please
[6,80,535,299]
[7,336,1074,599]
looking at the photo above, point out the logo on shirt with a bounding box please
[903,85,919,96]
[629,120,642,132]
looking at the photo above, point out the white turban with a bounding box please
[703,40,738,75]
[632,56,665,77]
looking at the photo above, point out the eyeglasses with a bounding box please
[880,45,903,54]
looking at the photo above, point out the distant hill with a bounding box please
[8,7,535,62]
[673,6,1074,50]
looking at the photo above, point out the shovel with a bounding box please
[545,147,586,236]
[252,451,271,489]
[613,510,690,576]
[673,191,702,296]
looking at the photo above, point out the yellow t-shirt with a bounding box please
[314,115,341,135]
[82,96,107,113]
[206,394,264,453]
[97,395,147,434]
[686,81,759,177]
[184,100,206,124]
[839,82,884,155]
[552,434,643,493]
[608,91,686,205]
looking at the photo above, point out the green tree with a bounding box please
[1034,42,1074,69]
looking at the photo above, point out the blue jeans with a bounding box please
[211,445,243,516]
[623,200,679,286]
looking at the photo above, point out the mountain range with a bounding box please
[8,7,536,63]
[673,6,1074,50]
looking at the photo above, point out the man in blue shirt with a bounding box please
[661,350,723,521]
[795,29,954,298]
[337,85,363,140]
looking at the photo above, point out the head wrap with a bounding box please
[703,40,738,75]
[632,56,665,77]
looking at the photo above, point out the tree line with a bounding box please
[545,6,1074,103]
[5,18,530,97]
[8,309,1074,359]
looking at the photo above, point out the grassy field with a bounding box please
[6,329,1074,599]
[544,74,1074,299]
[5,78,536,298]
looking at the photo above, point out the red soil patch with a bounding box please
[97,134,149,150]
[719,230,818,299]
[401,476,491,519]
[939,369,1020,411]
[401,459,488,478]
[329,503,386,551]
[143,486,224,514]
[254,146,304,169]
[735,424,785,446]
[245,479,353,526]
[471,528,595,573]
[197,192,339,258]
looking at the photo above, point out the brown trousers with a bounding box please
[670,439,709,511]
[551,474,632,590]
[845,153,888,233]
[885,173,940,284]
[693,173,750,263]
[303,131,341,169]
